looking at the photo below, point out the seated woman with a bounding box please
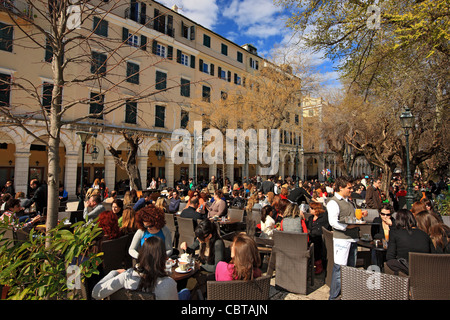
[92,236,179,300]
[0,198,41,229]
[371,203,396,241]
[415,210,450,254]
[386,209,433,275]
[259,205,276,239]
[180,219,225,273]
[119,207,138,235]
[111,199,124,218]
[128,204,173,259]
[306,202,330,274]
[98,210,121,241]
[280,203,308,234]
[215,233,262,281]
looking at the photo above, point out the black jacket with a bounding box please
[288,187,312,204]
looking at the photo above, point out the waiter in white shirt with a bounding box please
[327,176,367,300]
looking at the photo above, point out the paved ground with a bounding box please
[268,271,330,300]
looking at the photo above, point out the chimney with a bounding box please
[171,5,179,12]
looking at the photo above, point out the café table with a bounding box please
[169,258,200,292]
[357,238,387,271]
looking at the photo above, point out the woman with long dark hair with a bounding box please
[386,209,433,275]
[92,236,178,300]
[180,219,225,273]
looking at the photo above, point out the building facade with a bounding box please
[0,0,307,199]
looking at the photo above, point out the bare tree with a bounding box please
[0,0,191,235]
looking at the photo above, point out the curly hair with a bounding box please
[136,204,166,231]
[98,210,121,240]
[309,202,325,215]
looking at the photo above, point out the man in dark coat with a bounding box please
[23,180,47,215]
[288,181,312,204]
[261,176,274,194]
[365,179,382,210]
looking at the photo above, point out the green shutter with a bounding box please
[168,46,173,60]
[152,40,157,54]
[176,49,182,63]
[190,55,195,69]
[140,35,147,51]
[122,27,129,42]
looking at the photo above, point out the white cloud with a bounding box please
[157,0,220,29]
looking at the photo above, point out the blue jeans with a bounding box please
[329,242,358,300]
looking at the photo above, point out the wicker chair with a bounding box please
[176,216,196,251]
[272,230,314,295]
[322,227,334,287]
[165,213,178,248]
[227,208,244,222]
[409,252,450,300]
[341,266,409,300]
[109,288,155,300]
[102,234,131,274]
[207,275,271,300]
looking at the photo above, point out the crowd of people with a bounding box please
[1,172,448,300]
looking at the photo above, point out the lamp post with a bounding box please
[76,131,96,210]
[400,107,414,210]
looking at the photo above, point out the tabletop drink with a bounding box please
[355,209,362,220]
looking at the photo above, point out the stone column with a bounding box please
[226,164,234,185]
[137,155,148,190]
[104,155,116,193]
[317,156,324,181]
[165,157,174,188]
[14,151,31,195]
[279,159,285,180]
[64,152,79,200]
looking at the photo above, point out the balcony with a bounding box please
[124,7,174,38]
[0,0,34,24]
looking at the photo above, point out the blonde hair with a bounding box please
[283,203,304,219]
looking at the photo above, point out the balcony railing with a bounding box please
[124,7,174,38]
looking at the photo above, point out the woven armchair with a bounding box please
[321,227,334,287]
[102,234,131,274]
[409,252,450,300]
[207,275,271,300]
[272,230,314,295]
[341,266,409,300]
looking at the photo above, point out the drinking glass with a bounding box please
[355,209,362,220]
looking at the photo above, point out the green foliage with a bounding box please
[0,220,103,300]
[436,191,450,216]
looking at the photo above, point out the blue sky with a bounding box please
[157,0,342,95]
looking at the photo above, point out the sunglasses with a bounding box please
[144,224,155,229]
[380,213,392,216]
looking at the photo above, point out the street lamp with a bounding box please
[76,131,96,210]
[400,107,414,210]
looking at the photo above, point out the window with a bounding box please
[93,17,108,37]
[0,73,11,108]
[155,105,165,127]
[0,22,13,52]
[295,114,299,124]
[181,22,195,40]
[221,44,228,56]
[125,100,137,124]
[42,82,53,111]
[234,73,241,85]
[237,51,243,63]
[181,53,189,66]
[126,62,139,84]
[155,71,167,90]
[128,34,139,47]
[89,92,104,119]
[220,69,227,80]
[156,43,166,58]
[180,110,189,129]
[201,62,209,74]
[180,78,190,97]
[129,1,147,25]
[202,85,211,103]
[153,9,174,37]
[122,28,147,51]
[203,34,211,48]
[91,51,107,76]
[250,57,259,70]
